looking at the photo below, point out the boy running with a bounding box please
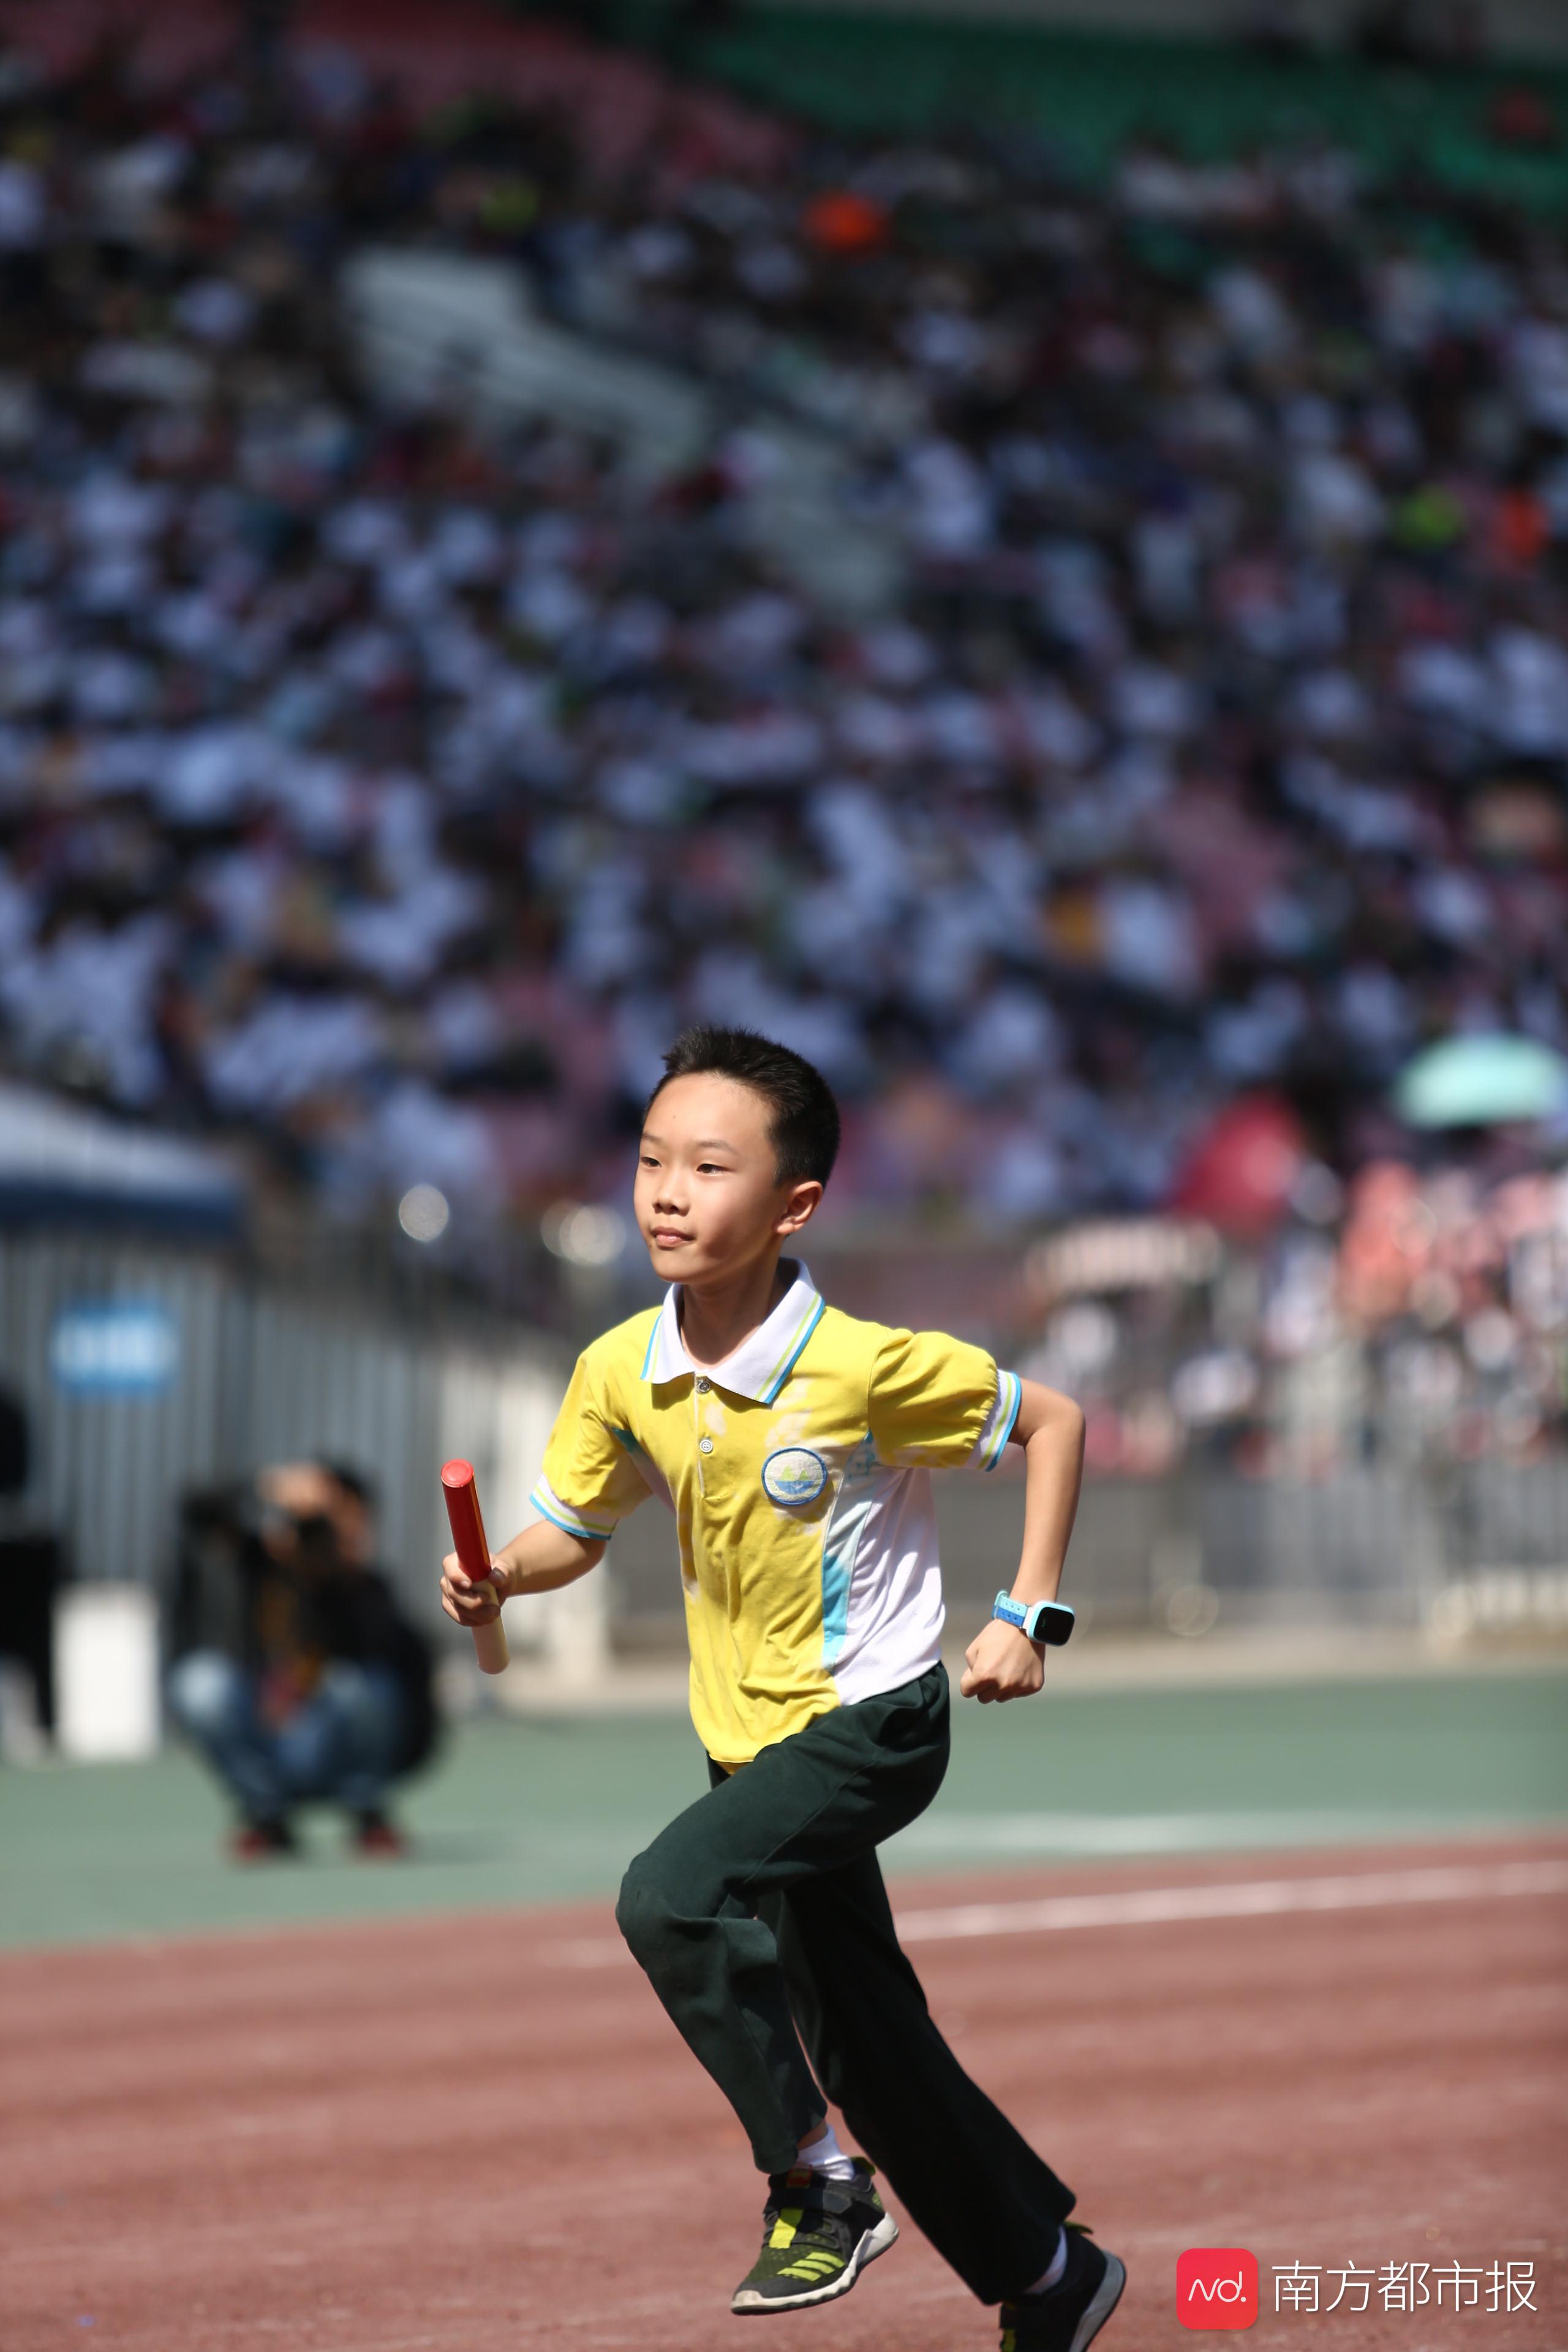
[440,1027,1126,2352]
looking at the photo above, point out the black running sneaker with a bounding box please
[1000,2223,1127,2352]
[731,2158,899,2315]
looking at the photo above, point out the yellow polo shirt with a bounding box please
[530,1257,1021,1766]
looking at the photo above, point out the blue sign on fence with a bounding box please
[50,1303,179,1394]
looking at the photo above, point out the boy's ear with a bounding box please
[775,1180,823,1237]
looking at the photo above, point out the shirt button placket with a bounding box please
[693,1376,710,1492]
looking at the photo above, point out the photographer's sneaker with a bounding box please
[1000,2223,1126,2352]
[731,2158,898,2314]
[230,1818,297,1861]
[352,1809,408,1857]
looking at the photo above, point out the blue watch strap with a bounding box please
[993,1590,1076,1645]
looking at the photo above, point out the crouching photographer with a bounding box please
[167,1460,438,1860]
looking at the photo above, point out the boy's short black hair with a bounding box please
[647,1027,840,1189]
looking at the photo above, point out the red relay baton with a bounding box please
[441,1459,510,1676]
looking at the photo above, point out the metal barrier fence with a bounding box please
[5,1231,1566,1689]
[0,1233,569,1648]
[606,1449,1568,1652]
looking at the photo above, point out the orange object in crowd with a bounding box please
[1492,489,1549,571]
[803,190,889,254]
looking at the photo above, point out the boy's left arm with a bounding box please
[959,1378,1085,1704]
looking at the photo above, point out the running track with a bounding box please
[3,1832,1564,2351]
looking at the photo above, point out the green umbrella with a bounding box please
[1395,1034,1568,1129]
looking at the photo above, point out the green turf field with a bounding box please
[2,1668,1564,1950]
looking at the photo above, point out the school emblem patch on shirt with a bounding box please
[761,1446,828,1507]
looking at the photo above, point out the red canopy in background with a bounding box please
[1168,1093,1307,1238]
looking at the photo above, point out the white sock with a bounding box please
[796,2123,859,2182]
[1025,2226,1069,2295]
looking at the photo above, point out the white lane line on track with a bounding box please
[891,1806,1521,1855]
[538,1858,1568,1966]
[891,1857,1568,1942]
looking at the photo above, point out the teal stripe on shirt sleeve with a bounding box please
[529,1479,618,1542]
[979,1370,1022,1471]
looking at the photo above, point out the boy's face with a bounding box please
[636,1072,820,1285]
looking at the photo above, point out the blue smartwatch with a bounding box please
[993,1591,1076,1646]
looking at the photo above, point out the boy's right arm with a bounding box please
[439,1517,604,1630]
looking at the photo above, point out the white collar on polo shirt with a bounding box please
[640,1256,826,1405]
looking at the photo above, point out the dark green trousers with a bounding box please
[614,1664,1075,2305]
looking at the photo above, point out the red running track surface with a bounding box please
[3,1832,1564,2351]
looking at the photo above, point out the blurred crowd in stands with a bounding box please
[1,15,1567,1245]
[1016,1161,1568,1481]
